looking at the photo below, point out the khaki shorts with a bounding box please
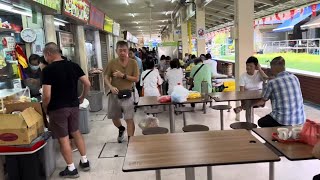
[108,94,134,120]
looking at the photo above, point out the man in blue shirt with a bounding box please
[254,56,305,127]
[129,48,143,96]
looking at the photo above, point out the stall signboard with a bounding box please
[124,31,132,41]
[104,15,113,33]
[158,42,178,47]
[33,0,62,13]
[131,36,138,44]
[63,0,90,23]
[89,5,104,30]
[113,22,120,36]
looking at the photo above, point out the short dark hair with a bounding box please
[205,53,212,60]
[129,48,135,52]
[145,58,155,69]
[39,56,48,65]
[200,54,205,58]
[44,42,60,54]
[116,41,128,49]
[29,54,40,64]
[160,55,166,60]
[271,56,285,67]
[165,56,171,61]
[191,55,196,59]
[194,58,203,65]
[170,58,180,69]
[246,56,258,66]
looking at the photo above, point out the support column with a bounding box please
[234,0,254,121]
[107,34,114,60]
[181,21,189,56]
[196,3,206,55]
[94,31,104,92]
[43,15,57,44]
[75,25,88,74]
[234,0,254,87]
[113,36,118,58]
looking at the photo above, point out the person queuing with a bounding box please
[42,42,91,178]
[254,56,305,127]
[129,48,143,96]
[104,41,139,143]
[140,57,163,96]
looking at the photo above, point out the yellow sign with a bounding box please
[33,0,61,13]
[104,15,113,33]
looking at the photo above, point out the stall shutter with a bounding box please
[100,32,108,70]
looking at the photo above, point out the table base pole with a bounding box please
[207,166,212,180]
[269,162,274,180]
[169,105,175,133]
[156,170,161,180]
[185,167,195,180]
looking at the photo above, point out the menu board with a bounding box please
[33,0,62,13]
[89,6,104,30]
[63,0,90,22]
[113,22,120,36]
[103,15,113,33]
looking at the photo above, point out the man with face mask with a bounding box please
[24,54,41,98]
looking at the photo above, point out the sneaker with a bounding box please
[59,167,79,178]
[118,127,126,143]
[79,160,90,171]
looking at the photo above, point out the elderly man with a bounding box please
[104,41,139,143]
[42,42,91,178]
[255,56,305,127]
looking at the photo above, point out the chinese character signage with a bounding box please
[33,0,61,13]
[89,5,104,30]
[63,0,90,23]
[103,15,113,33]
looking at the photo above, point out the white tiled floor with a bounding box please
[49,97,320,180]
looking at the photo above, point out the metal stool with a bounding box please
[142,127,169,135]
[182,124,212,180]
[142,127,169,180]
[175,107,194,126]
[182,124,209,132]
[230,122,257,130]
[211,105,232,130]
[144,108,163,117]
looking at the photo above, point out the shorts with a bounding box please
[108,93,134,120]
[48,107,79,138]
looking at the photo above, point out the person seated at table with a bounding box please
[234,56,268,114]
[140,57,163,96]
[254,56,305,127]
[165,58,183,95]
[203,53,228,78]
[189,58,212,93]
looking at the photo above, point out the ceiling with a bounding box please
[91,0,178,38]
[92,0,320,38]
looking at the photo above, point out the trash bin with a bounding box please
[87,91,103,112]
[79,99,90,134]
[41,136,56,178]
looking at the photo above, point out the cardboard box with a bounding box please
[0,103,44,145]
[6,102,45,135]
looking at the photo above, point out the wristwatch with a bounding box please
[122,74,127,79]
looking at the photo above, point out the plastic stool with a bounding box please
[230,122,257,130]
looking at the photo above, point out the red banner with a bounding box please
[312,4,317,17]
[89,5,104,30]
[290,9,295,20]
[275,13,281,20]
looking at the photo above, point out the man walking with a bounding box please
[42,42,91,178]
[104,41,139,143]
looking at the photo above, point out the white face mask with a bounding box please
[30,64,40,71]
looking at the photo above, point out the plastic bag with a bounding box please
[79,98,89,109]
[171,85,189,103]
[138,115,160,130]
[300,119,320,146]
[312,135,320,159]
[158,95,171,103]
